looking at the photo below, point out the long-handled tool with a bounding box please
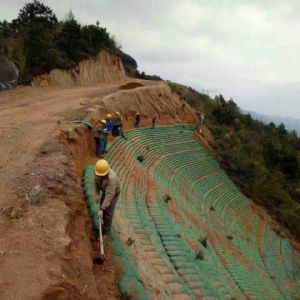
[93,194,106,264]
[98,210,105,257]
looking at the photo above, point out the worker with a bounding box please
[94,159,120,238]
[194,111,203,134]
[106,114,113,134]
[134,112,140,128]
[151,115,157,129]
[94,120,107,157]
[112,111,121,136]
[199,113,205,133]
[200,113,205,126]
[117,112,128,139]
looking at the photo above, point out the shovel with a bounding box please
[93,196,105,264]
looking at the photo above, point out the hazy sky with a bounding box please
[1,0,300,118]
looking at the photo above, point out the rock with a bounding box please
[68,129,77,141]
[0,50,18,91]
[26,184,46,204]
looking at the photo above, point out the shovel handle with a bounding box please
[98,215,104,256]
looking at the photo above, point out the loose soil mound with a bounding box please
[119,82,144,90]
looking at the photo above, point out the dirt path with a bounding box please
[0,84,119,205]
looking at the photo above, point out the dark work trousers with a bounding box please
[112,125,118,136]
[119,127,127,140]
[95,138,104,157]
[152,117,156,129]
[100,191,120,235]
[134,116,140,128]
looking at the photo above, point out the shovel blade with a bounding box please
[93,255,105,265]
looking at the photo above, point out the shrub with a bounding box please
[137,155,144,163]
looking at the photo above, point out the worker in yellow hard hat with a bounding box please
[105,113,113,134]
[134,112,140,128]
[94,120,107,157]
[94,159,120,238]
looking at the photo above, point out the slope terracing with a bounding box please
[83,125,300,299]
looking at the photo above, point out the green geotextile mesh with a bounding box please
[110,232,149,300]
[106,143,113,151]
[74,120,93,128]
[104,124,300,299]
[83,165,99,230]
[82,166,148,299]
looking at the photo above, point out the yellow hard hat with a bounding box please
[106,113,112,119]
[95,159,110,177]
[101,119,106,125]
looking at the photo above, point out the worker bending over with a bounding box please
[94,159,120,238]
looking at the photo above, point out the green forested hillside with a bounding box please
[0,1,120,83]
[169,82,300,240]
[0,0,160,84]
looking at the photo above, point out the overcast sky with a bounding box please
[1,0,300,118]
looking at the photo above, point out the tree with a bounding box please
[57,17,86,64]
[82,25,115,56]
[24,21,57,81]
[17,0,57,27]
[278,123,287,136]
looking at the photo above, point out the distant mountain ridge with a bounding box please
[245,110,300,134]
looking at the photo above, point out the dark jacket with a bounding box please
[94,124,108,140]
[112,116,122,127]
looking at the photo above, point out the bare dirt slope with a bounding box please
[32,49,126,87]
[0,78,195,299]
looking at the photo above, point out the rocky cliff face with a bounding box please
[0,53,19,91]
[32,49,126,87]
